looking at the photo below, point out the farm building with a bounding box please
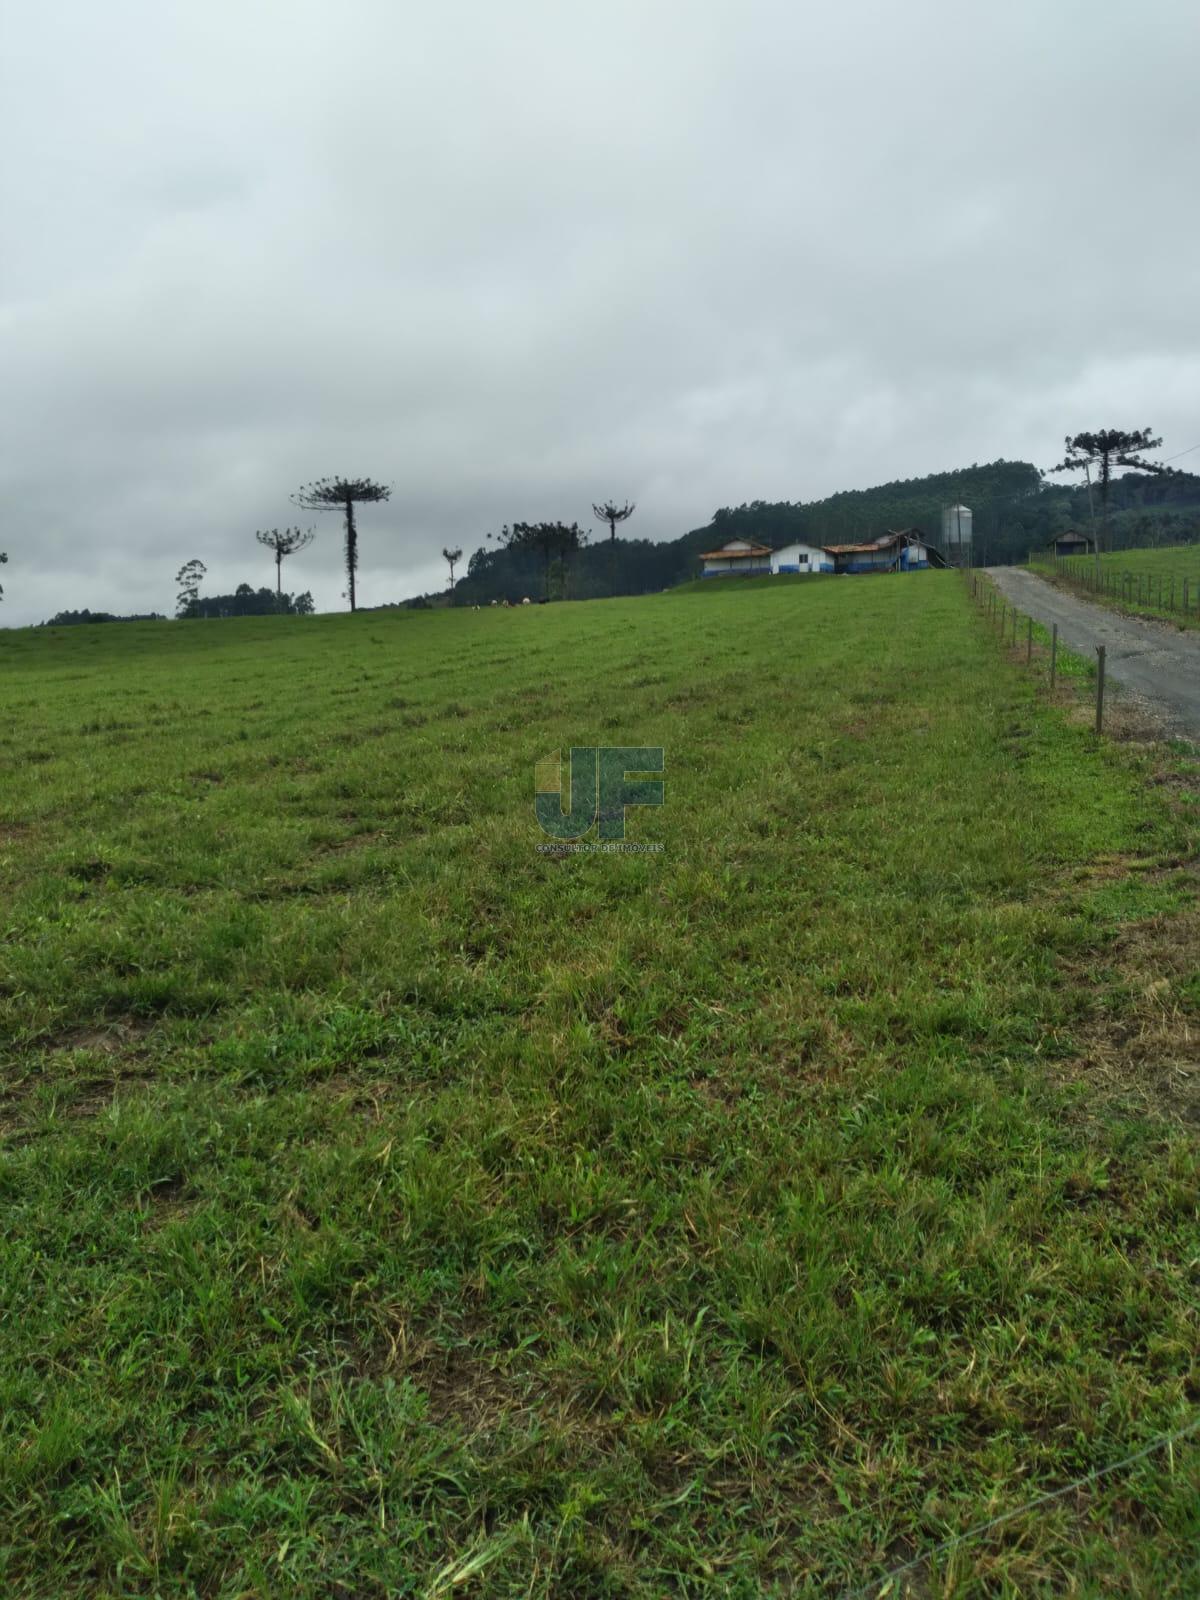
[699,539,773,577]
[1050,531,1095,557]
[699,529,944,579]
[821,530,945,574]
[770,541,834,574]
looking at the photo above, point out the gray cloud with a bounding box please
[3,0,1198,623]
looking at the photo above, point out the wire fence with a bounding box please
[970,574,1107,732]
[840,572,1200,1597]
[1038,554,1200,621]
[838,1412,1200,1600]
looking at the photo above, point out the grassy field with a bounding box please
[667,574,826,595]
[1,577,1198,1597]
[1033,543,1200,628]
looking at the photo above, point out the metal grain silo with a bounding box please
[942,503,972,566]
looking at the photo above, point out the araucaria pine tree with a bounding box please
[1049,429,1170,551]
[442,546,463,596]
[592,500,635,595]
[255,526,315,596]
[292,478,391,612]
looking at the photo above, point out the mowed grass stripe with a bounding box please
[0,575,1196,1597]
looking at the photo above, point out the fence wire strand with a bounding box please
[837,1412,1200,1598]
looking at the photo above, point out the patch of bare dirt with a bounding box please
[322,829,389,855]
[360,1314,541,1438]
[48,1018,154,1054]
[139,1172,196,1230]
[1054,907,1200,1124]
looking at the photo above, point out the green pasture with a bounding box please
[0,576,1197,1596]
[1033,543,1200,628]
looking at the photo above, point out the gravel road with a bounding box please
[986,566,1200,742]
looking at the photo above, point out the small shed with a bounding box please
[1050,531,1094,557]
[769,541,834,574]
[699,539,773,577]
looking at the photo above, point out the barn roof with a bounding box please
[822,530,933,554]
[698,541,774,559]
[821,530,949,568]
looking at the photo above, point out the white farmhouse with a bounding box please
[699,539,773,577]
[769,541,833,574]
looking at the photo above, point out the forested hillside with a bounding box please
[435,460,1200,605]
[677,461,1200,569]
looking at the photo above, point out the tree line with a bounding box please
[433,502,637,604]
[401,449,1200,609]
[11,437,1200,625]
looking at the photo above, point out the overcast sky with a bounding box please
[2,0,1197,624]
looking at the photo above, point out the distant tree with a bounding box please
[41,608,166,626]
[442,545,463,597]
[292,477,391,612]
[0,551,6,603]
[186,585,309,619]
[592,500,635,594]
[294,590,315,616]
[1049,429,1170,550]
[175,559,206,617]
[256,525,314,594]
[490,521,587,600]
[543,522,587,600]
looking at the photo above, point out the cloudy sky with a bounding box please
[2,0,1197,624]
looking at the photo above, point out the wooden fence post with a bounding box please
[1095,645,1106,734]
[1050,623,1058,689]
[1026,616,1033,663]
